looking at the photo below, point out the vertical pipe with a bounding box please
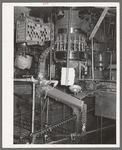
[100,117,102,144]
[79,35,81,51]
[97,116,99,143]
[64,34,66,51]
[114,19,116,51]
[59,35,61,51]
[82,37,83,52]
[91,38,94,80]
[109,52,112,80]
[108,18,111,36]
[40,98,43,130]
[79,62,81,80]
[49,20,52,80]
[63,104,66,134]
[46,97,49,126]
[66,8,72,86]
[74,34,76,51]
[31,82,36,133]
[57,36,59,51]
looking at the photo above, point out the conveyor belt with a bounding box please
[47,86,92,109]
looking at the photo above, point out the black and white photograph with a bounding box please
[2,2,120,148]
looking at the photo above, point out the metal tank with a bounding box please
[54,8,88,61]
[94,51,109,70]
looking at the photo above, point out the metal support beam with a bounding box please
[31,82,36,133]
[46,97,49,126]
[91,38,94,80]
[89,7,109,40]
[66,7,72,86]
[100,117,102,144]
[50,12,53,81]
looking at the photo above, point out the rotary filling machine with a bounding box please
[14,7,116,144]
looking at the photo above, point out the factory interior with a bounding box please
[14,6,117,144]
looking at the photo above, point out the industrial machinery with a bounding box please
[14,6,116,144]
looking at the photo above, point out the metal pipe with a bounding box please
[97,116,99,143]
[46,97,49,126]
[59,35,62,51]
[74,34,76,51]
[48,124,116,144]
[109,52,112,80]
[108,17,111,36]
[89,7,109,40]
[31,82,36,133]
[14,77,37,83]
[63,104,66,134]
[54,124,116,137]
[48,137,69,144]
[50,13,53,81]
[86,124,115,134]
[40,98,43,130]
[100,117,102,144]
[79,35,81,51]
[91,38,94,79]
[64,34,66,51]
[66,7,72,86]
[41,98,48,114]
[79,79,116,82]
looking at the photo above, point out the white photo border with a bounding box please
[2,2,120,148]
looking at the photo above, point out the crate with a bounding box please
[16,17,54,46]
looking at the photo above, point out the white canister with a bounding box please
[15,55,32,70]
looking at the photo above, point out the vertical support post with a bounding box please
[63,104,66,134]
[79,62,81,80]
[64,34,66,51]
[74,34,76,51]
[114,18,116,51]
[109,52,112,80]
[46,97,49,126]
[91,38,94,80]
[100,117,102,144]
[109,52,112,88]
[108,17,111,36]
[31,82,36,133]
[79,35,81,51]
[40,98,43,130]
[97,116,99,143]
[66,7,72,86]
[50,13,53,81]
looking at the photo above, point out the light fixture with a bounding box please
[69,84,82,94]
